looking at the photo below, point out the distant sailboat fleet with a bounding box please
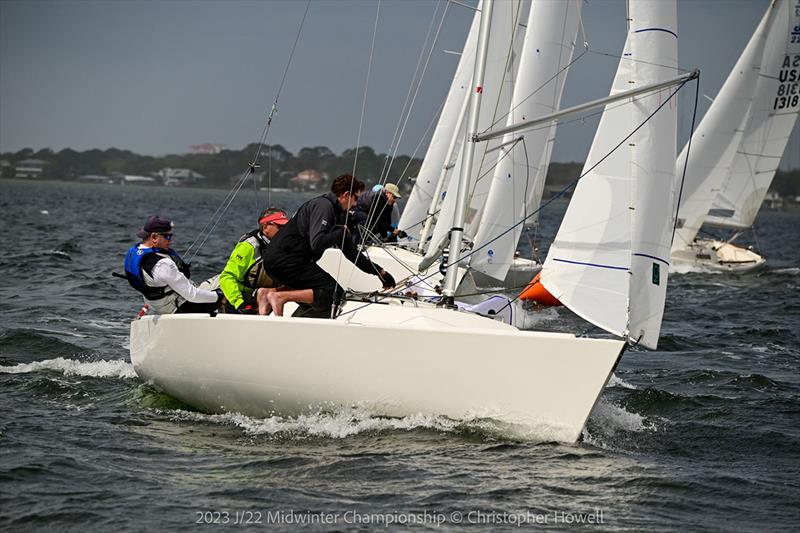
[129,0,800,443]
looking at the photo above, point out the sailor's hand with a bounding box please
[236,302,257,314]
[396,230,407,239]
[378,269,396,290]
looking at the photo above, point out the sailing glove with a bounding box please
[378,270,396,290]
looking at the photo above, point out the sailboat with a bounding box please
[131,0,691,443]
[335,0,583,296]
[670,0,800,273]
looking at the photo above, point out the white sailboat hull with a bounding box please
[670,238,765,273]
[130,306,624,443]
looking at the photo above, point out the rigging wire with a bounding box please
[334,0,382,316]
[670,71,700,244]
[183,0,311,261]
[337,74,699,316]
[377,0,448,186]
[355,0,452,259]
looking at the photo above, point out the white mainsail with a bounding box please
[469,0,582,283]
[704,0,800,230]
[541,0,678,350]
[398,5,479,243]
[671,1,779,252]
[423,0,527,263]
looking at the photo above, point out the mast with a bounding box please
[470,0,583,282]
[443,0,494,304]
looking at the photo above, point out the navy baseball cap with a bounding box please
[137,215,174,239]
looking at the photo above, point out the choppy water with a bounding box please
[1,180,798,531]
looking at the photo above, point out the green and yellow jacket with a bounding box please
[219,229,276,310]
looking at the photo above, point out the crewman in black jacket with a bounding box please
[260,174,396,317]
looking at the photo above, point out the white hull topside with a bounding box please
[130,304,624,443]
[671,238,766,274]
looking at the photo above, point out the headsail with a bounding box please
[704,0,800,230]
[422,0,527,265]
[399,5,480,244]
[470,0,582,283]
[541,0,678,349]
[671,0,779,251]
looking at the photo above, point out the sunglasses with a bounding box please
[157,233,173,241]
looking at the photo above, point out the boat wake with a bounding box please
[607,373,638,389]
[582,398,656,448]
[0,357,137,379]
[164,407,461,439]
[670,263,727,275]
[158,406,589,443]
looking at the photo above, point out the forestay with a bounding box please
[704,0,800,230]
[470,0,582,282]
[671,1,778,251]
[541,0,678,349]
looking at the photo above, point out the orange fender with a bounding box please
[519,272,562,306]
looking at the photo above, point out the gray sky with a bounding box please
[1,0,797,167]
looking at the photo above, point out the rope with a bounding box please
[339,73,697,313]
[183,0,311,261]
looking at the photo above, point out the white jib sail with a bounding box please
[671,1,778,252]
[704,0,800,230]
[398,4,480,242]
[424,0,527,259]
[470,0,582,283]
[541,0,678,350]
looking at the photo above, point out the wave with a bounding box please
[0,357,136,379]
[157,406,583,443]
[0,329,87,362]
[607,374,637,389]
[164,408,460,439]
[582,399,654,449]
[769,267,799,275]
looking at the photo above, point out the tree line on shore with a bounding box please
[2,144,798,197]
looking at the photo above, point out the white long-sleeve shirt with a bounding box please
[139,246,217,314]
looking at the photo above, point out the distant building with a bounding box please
[762,191,783,210]
[290,169,327,192]
[15,159,49,179]
[190,143,226,155]
[156,167,206,186]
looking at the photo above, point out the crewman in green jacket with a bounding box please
[219,207,289,313]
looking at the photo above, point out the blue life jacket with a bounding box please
[124,245,189,300]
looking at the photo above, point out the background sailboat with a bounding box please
[671,0,800,273]
[345,0,584,296]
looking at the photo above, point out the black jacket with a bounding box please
[263,192,381,275]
